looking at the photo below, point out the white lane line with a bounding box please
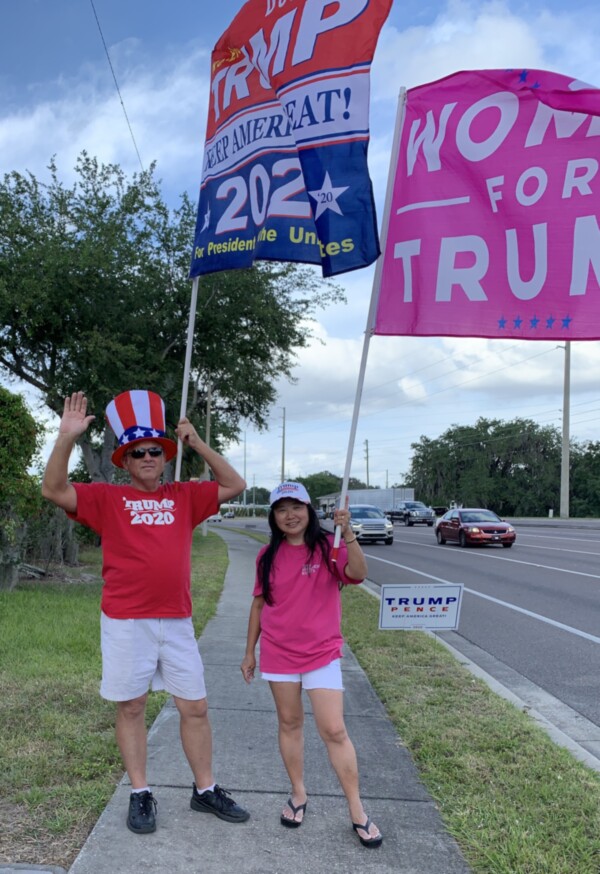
[442,548,600,580]
[517,532,600,544]
[363,553,600,646]
[393,538,600,580]
[504,543,600,557]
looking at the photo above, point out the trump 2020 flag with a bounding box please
[190,0,392,279]
[374,69,600,340]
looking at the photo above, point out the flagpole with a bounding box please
[332,88,407,562]
[175,276,200,482]
[559,340,571,518]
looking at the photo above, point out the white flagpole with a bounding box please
[332,88,407,561]
[175,276,200,482]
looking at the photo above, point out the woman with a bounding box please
[240,481,382,848]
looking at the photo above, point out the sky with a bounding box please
[2,0,600,495]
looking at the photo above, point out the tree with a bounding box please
[0,154,343,483]
[0,388,42,589]
[295,471,370,504]
[297,471,343,500]
[404,417,561,516]
[570,441,600,517]
[251,487,271,505]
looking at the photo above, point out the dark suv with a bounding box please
[390,501,435,526]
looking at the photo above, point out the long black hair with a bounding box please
[257,503,335,605]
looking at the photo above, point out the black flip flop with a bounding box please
[280,797,307,828]
[352,817,383,847]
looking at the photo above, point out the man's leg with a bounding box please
[176,695,250,823]
[115,693,149,789]
[115,693,157,834]
[173,695,213,788]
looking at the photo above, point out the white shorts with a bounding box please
[100,613,207,702]
[261,658,344,690]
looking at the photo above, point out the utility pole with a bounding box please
[385,469,389,488]
[364,439,370,488]
[281,407,286,483]
[243,430,247,509]
[560,341,571,518]
[252,473,256,517]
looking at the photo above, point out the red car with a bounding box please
[435,508,516,548]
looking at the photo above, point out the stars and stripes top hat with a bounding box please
[105,390,177,469]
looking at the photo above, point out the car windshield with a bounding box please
[460,510,501,523]
[406,502,427,509]
[351,506,385,519]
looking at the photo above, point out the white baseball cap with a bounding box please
[269,481,311,506]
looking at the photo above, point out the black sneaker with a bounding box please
[190,783,250,823]
[127,790,157,834]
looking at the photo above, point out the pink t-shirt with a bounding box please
[69,480,218,619]
[252,536,363,673]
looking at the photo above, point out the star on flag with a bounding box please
[308,172,349,220]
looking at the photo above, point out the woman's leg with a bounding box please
[307,688,381,841]
[269,681,308,823]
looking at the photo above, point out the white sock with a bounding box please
[196,783,215,794]
[131,786,151,795]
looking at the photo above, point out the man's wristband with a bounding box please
[344,536,358,544]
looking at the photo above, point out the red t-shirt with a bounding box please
[252,537,363,673]
[69,480,218,619]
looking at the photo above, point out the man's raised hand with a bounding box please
[59,392,96,438]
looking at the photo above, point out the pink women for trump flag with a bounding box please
[190,0,392,279]
[374,69,600,340]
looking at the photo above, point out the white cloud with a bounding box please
[372,1,546,101]
[0,41,212,200]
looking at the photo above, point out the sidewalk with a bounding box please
[63,528,471,874]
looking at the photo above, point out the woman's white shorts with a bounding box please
[261,658,343,690]
[100,613,206,702]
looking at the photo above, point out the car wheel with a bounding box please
[459,531,468,548]
[404,517,410,526]
[436,529,446,545]
[427,522,434,526]
[502,542,513,548]
[384,537,393,545]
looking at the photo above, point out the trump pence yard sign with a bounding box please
[378,583,464,630]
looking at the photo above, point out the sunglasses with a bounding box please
[126,447,164,459]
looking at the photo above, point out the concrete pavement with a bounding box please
[59,528,470,874]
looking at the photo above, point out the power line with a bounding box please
[89,0,144,172]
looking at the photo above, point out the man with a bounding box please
[42,389,249,834]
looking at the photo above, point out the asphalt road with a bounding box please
[218,516,600,764]
[360,521,600,740]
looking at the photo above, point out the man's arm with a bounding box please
[41,392,96,513]
[175,417,246,503]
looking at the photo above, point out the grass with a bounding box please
[2,528,600,872]
[0,530,228,870]
[341,585,600,874]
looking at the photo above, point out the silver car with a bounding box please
[348,504,394,545]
